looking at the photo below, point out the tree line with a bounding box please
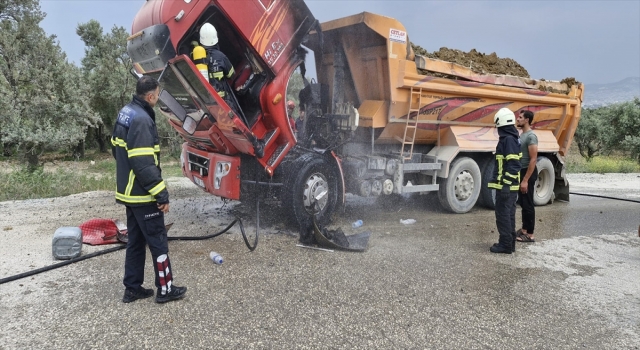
[574,98,640,163]
[0,0,180,171]
[1,1,638,172]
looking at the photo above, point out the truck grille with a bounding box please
[187,152,209,177]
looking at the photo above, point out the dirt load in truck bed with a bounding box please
[411,43,580,92]
[411,43,530,78]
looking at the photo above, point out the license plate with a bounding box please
[193,176,205,188]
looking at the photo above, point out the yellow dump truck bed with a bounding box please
[309,12,583,157]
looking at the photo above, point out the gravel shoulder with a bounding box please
[0,173,638,349]
[1,173,638,280]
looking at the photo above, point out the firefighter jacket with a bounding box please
[111,95,169,206]
[204,44,235,98]
[489,125,522,192]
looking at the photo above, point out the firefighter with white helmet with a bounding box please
[192,23,239,112]
[489,107,522,254]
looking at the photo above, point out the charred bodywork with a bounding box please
[128,0,583,227]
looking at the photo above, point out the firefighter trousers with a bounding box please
[123,205,172,292]
[495,191,518,248]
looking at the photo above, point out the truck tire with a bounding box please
[438,157,481,213]
[478,158,496,209]
[281,154,339,228]
[534,156,554,206]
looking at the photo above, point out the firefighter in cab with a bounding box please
[191,23,239,113]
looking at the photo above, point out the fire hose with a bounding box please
[0,213,259,285]
[2,191,636,285]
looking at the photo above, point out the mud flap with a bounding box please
[312,219,370,252]
[554,178,570,202]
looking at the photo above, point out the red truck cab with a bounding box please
[127,0,319,199]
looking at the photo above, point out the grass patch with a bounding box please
[0,166,115,201]
[0,154,183,202]
[566,155,640,173]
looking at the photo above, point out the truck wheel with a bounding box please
[282,154,339,228]
[438,157,481,213]
[478,159,496,209]
[534,156,554,206]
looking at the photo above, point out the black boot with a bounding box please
[490,244,513,254]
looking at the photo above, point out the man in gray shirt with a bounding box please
[516,110,538,242]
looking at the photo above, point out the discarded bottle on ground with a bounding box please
[209,251,223,264]
[400,219,416,225]
[352,220,363,228]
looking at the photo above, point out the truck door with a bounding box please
[160,55,263,157]
[214,0,317,75]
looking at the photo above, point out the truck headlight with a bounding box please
[214,161,231,189]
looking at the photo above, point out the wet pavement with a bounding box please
[0,175,639,349]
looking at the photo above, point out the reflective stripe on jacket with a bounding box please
[205,46,235,98]
[111,96,169,206]
[488,125,522,192]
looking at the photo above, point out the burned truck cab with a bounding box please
[127,0,319,200]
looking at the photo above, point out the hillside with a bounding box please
[583,77,640,108]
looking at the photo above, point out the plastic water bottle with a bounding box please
[352,220,363,228]
[209,251,223,264]
[400,219,416,225]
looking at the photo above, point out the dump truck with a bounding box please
[127,0,584,229]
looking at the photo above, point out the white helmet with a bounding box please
[200,23,218,46]
[494,108,515,127]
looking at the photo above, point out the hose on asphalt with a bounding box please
[569,191,640,204]
[2,191,635,285]
[0,215,257,285]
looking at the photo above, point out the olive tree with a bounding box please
[606,98,640,163]
[575,107,608,161]
[77,20,135,153]
[0,0,100,169]
[576,98,640,163]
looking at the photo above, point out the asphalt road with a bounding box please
[0,175,638,349]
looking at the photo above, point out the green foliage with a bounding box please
[575,107,607,161]
[0,166,114,201]
[76,20,185,157]
[575,98,640,163]
[0,0,100,169]
[286,68,305,118]
[566,155,640,173]
[77,20,135,152]
[607,98,640,162]
[0,153,182,201]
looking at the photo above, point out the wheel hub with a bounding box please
[303,173,329,214]
[454,170,474,201]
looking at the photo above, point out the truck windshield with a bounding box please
[146,59,225,134]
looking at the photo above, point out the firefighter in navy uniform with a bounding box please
[195,23,241,115]
[489,108,522,254]
[112,76,187,303]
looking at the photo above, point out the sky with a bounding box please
[39,0,640,85]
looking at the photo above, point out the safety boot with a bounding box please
[155,286,187,303]
[490,244,513,254]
